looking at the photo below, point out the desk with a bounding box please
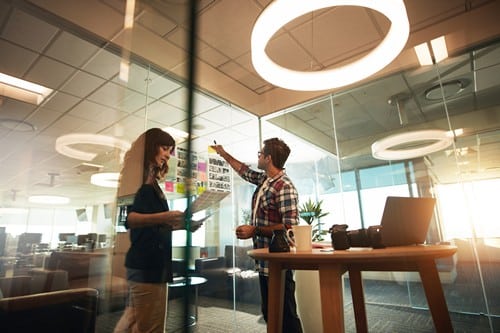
[168,276,207,327]
[248,245,457,333]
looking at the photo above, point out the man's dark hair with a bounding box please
[263,138,290,169]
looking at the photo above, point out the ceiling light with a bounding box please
[251,0,409,91]
[0,119,36,132]
[55,133,131,161]
[28,195,70,205]
[424,80,466,101]
[430,36,448,63]
[0,207,28,215]
[91,172,119,188]
[414,42,433,66]
[371,130,454,160]
[124,0,136,29]
[414,36,448,66]
[0,73,53,105]
[119,60,130,82]
[163,127,189,140]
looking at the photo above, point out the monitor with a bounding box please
[75,208,88,222]
[59,233,76,242]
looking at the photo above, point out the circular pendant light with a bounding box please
[55,133,131,161]
[28,195,70,205]
[91,172,120,188]
[251,0,409,91]
[371,130,454,160]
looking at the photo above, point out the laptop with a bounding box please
[379,196,436,247]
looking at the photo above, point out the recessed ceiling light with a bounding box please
[91,172,119,188]
[0,119,36,132]
[28,195,70,205]
[0,72,53,105]
[251,0,409,91]
[424,80,467,101]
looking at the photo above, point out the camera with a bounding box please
[329,224,384,250]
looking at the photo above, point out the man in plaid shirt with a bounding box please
[211,138,303,333]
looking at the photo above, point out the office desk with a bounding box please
[248,245,457,333]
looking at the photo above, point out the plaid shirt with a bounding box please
[239,166,299,276]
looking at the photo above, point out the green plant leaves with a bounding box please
[298,198,330,241]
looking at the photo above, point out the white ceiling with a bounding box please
[0,0,500,209]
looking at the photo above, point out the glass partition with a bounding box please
[262,39,500,332]
[0,1,262,330]
[1,0,500,332]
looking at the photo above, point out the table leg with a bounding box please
[349,269,368,333]
[417,260,454,332]
[267,262,285,333]
[319,265,345,333]
[194,284,199,322]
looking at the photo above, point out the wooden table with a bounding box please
[248,245,457,333]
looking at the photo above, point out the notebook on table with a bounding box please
[380,196,436,247]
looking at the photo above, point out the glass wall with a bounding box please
[1,0,500,332]
[262,39,500,331]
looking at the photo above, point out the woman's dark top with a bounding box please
[124,184,173,283]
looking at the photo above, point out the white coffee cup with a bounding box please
[287,225,312,252]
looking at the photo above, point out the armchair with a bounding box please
[0,287,99,333]
[195,245,260,304]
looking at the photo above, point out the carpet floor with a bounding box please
[97,295,499,333]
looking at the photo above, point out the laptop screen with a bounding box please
[380,196,436,247]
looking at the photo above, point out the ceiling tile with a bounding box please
[68,100,128,125]
[45,31,100,67]
[147,75,182,99]
[198,0,261,59]
[42,91,80,113]
[60,70,106,98]
[217,60,266,91]
[117,90,149,113]
[27,108,62,130]
[142,100,188,125]
[198,104,254,127]
[161,87,221,114]
[82,49,122,80]
[0,98,36,120]
[1,9,58,52]
[198,40,230,68]
[0,40,38,77]
[137,8,177,36]
[25,56,76,89]
[87,81,132,108]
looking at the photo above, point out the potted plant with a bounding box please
[299,198,329,241]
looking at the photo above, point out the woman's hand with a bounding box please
[189,220,204,232]
[166,210,186,230]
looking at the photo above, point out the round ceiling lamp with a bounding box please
[424,80,467,101]
[91,172,119,188]
[55,133,131,162]
[28,195,70,205]
[0,119,36,132]
[251,0,409,91]
[371,130,454,160]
